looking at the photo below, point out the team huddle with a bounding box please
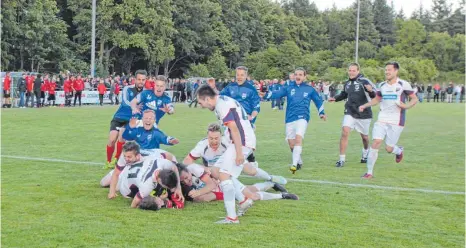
[100,62,418,224]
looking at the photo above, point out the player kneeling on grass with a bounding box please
[183,122,288,190]
[122,109,179,160]
[177,163,298,203]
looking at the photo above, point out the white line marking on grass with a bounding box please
[3,155,464,195]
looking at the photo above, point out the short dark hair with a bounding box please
[385,62,400,70]
[348,62,360,70]
[175,163,189,174]
[123,141,140,155]
[159,169,178,189]
[135,70,148,77]
[139,196,160,211]
[295,67,307,75]
[197,84,217,100]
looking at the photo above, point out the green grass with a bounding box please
[1,102,464,247]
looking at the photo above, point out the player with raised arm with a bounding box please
[329,63,376,167]
[220,66,261,163]
[267,68,326,174]
[358,62,418,179]
[105,70,146,168]
[130,75,174,126]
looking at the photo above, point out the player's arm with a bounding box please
[249,86,261,119]
[266,86,287,100]
[131,195,142,208]
[359,92,381,112]
[219,85,230,97]
[156,130,179,146]
[332,85,348,102]
[362,79,377,98]
[398,90,418,109]
[170,163,184,203]
[121,121,138,141]
[130,91,143,114]
[189,168,217,198]
[224,120,244,166]
[160,97,175,115]
[311,89,326,121]
[108,164,125,199]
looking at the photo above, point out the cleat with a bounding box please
[361,173,373,179]
[103,161,113,169]
[237,198,253,217]
[296,163,302,170]
[396,146,404,163]
[270,175,287,185]
[281,193,299,200]
[272,183,288,193]
[215,217,239,224]
[335,160,345,168]
[360,158,367,163]
[289,165,297,174]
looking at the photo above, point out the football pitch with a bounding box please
[1,102,464,247]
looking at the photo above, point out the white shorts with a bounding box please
[116,167,137,198]
[342,115,371,135]
[285,119,308,140]
[214,143,252,178]
[372,122,404,147]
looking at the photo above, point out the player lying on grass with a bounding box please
[182,123,287,186]
[176,163,298,203]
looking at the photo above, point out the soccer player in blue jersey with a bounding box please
[267,68,327,173]
[130,75,174,126]
[105,69,146,168]
[220,66,261,163]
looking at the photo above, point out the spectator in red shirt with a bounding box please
[47,79,57,106]
[145,77,155,90]
[73,75,84,106]
[114,81,120,105]
[97,79,106,106]
[3,72,12,108]
[40,74,49,107]
[63,76,73,107]
[26,73,35,107]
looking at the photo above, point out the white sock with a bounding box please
[362,148,369,158]
[298,156,303,164]
[391,146,402,155]
[231,177,246,202]
[258,192,283,201]
[292,146,302,166]
[339,155,346,162]
[254,181,275,192]
[366,148,379,175]
[219,180,237,219]
[254,168,272,181]
[100,169,114,187]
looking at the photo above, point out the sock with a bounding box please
[106,145,115,163]
[298,156,303,165]
[258,192,283,201]
[219,180,237,219]
[254,168,272,181]
[253,181,274,192]
[115,141,125,159]
[231,177,246,202]
[362,148,369,158]
[391,146,402,155]
[339,155,346,162]
[366,148,379,175]
[292,146,302,166]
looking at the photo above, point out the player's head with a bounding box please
[197,85,217,111]
[235,66,248,85]
[294,68,307,84]
[154,75,167,97]
[176,163,192,186]
[348,62,360,79]
[135,70,147,90]
[207,78,216,89]
[142,110,156,130]
[157,169,178,190]
[385,62,399,81]
[207,123,222,150]
[139,196,163,211]
[289,73,295,81]
[122,141,141,164]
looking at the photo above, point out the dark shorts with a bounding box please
[109,118,128,131]
[41,91,45,98]
[182,184,196,202]
[3,90,10,98]
[48,94,56,101]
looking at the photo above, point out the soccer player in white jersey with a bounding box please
[183,122,287,186]
[358,62,418,179]
[197,85,272,224]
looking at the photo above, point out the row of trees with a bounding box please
[1,0,465,83]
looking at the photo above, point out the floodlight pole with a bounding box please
[91,0,96,78]
[355,0,360,63]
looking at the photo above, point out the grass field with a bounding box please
[1,101,465,247]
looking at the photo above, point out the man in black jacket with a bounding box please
[33,74,43,108]
[329,63,376,167]
[17,73,27,108]
[426,84,432,102]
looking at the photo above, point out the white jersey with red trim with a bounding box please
[214,95,256,149]
[186,164,221,192]
[188,136,230,166]
[376,79,414,126]
[135,156,174,200]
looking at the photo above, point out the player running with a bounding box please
[130,75,174,126]
[329,63,376,167]
[220,66,261,163]
[358,62,418,179]
[267,68,326,174]
[105,70,146,168]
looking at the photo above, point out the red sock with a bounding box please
[213,192,224,201]
[115,141,125,159]
[106,145,114,163]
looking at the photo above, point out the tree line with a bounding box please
[1,0,465,83]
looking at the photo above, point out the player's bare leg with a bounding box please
[363,139,383,179]
[106,130,119,168]
[336,126,351,167]
[242,162,287,185]
[360,133,370,163]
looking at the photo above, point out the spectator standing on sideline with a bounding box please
[433,83,440,102]
[17,73,27,108]
[454,84,462,103]
[446,83,454,103]
[41,74,49,107]
[47,78,57,106]
[186,80,192,102]
[440,83,446,102]
[33,74,43,108]
[461,85,465,103]
[189,79,201,108]
[417,83,424,103]
[63,76,73,107]
[109,80,115,105]
[426,84,432,102]
[180,80,186,102]
[73,75,84,106]
[98,79,106,106]
[2,72,12,108]
[172,78,180,102]
[26,73,35,107]
[114,80,120,105]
